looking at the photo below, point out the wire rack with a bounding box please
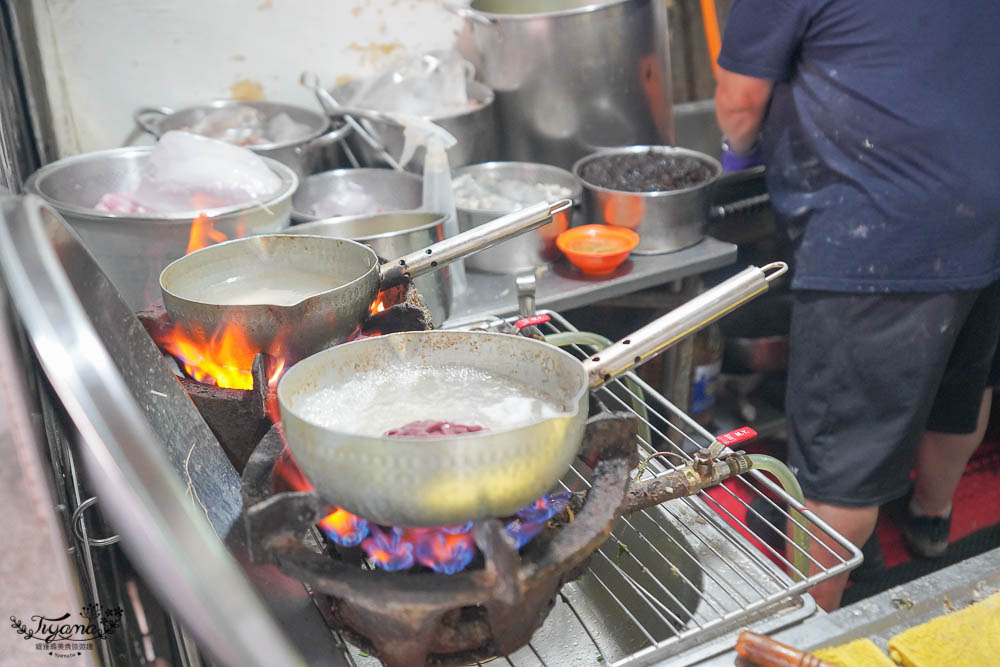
[345,309,862,667]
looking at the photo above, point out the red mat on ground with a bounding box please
[703,433,1000,573]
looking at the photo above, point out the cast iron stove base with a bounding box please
[241,414,643,666]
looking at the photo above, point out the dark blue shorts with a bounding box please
[785,283,1000,507]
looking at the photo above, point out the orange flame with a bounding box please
[187,213,230,255]
[370,296,387,315]
[158,320,257,390]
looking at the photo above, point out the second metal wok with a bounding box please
[278,262,787,526]
[159,199,569,363]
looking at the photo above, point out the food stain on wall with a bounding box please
[231,79,264,100]
[347,41,405,69]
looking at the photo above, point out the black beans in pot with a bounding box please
[579,150,715,193]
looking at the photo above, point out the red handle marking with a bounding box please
[513,314,551,330]
[716,427,758,446]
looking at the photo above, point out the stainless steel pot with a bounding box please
[278,262,787,526]
[160,200,570,364]
[287,212,451,325]
[24,147,297,311]
[291,168,423,222]
[133,100,351,177]
[448,0,673,169]
[330,80,498,172]
[573,146,722,255]
[453,161,582,273]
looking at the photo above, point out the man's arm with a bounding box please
[715,67,774,152]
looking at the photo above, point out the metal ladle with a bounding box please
[300,71,404,172]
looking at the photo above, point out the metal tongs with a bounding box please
[299,71,404,171]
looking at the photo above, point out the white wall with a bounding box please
[31,0,464,155]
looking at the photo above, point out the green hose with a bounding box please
[745,454,810,580]
[543,332,653,447]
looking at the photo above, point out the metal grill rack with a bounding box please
[347,308,863,667]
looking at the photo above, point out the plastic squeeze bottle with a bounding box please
[395,116,467,295]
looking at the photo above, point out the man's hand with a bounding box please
[715,67,774,155]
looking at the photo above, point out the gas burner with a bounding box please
[136,281,433,471]
[240,413,749,666]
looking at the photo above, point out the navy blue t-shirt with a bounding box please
[719,0,1000,291]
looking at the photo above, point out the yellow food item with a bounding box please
[887,591,1000,667]
[811,638,895,666]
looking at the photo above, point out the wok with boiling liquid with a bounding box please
[278,262,787,526]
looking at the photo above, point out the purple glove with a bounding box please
[720,139,764,172]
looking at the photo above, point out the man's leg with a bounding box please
[912,388,993,517]
[783,290,977,611]
[796,501,878,611]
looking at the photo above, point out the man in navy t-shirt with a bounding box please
[715,0,1000,609]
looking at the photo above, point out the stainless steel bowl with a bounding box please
[453,161,581,273]
[290,168,423,222]
[24,147,296,310]
[331,80,498,172]
[133,100,350,177]
[287,211,451,325]
[573,145,721,255]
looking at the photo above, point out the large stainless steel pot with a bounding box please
[291,168,422,222]
[454,161,582,273]
[133,100,351,177]
[288,212,451,325]
[278,262,787,526]
[573,145,722,255]
[449,0,673,169]
[24,147,297,311]
[160,200,570,364]
[331,80,498,172]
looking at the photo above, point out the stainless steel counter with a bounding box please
[687,545,1000,666]
[444,236,737,326]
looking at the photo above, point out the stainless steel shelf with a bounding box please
[444,236,737,327]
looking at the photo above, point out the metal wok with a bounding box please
[160,199,570,363]
[278,262,787,526]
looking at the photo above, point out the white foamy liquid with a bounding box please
[206,271,343,306]
[295,365,567,436]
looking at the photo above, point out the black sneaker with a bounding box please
[899,507,951,559]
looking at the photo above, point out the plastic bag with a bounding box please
[187,106,311,145]
[350,50,475,117]
[266,112,312,143]
[307,182,381,219]
[126,131,282,212]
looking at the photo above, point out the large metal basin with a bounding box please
[454,161,582,273]
[332,80,498,172]
[134,100,349,177]
[24,147,296,310]
[291,168,422,222]
[287,211,451,325]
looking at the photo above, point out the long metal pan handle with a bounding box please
[380,199,573,287]
[584,262,788,387]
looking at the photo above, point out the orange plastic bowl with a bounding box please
[556,225,640,275]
